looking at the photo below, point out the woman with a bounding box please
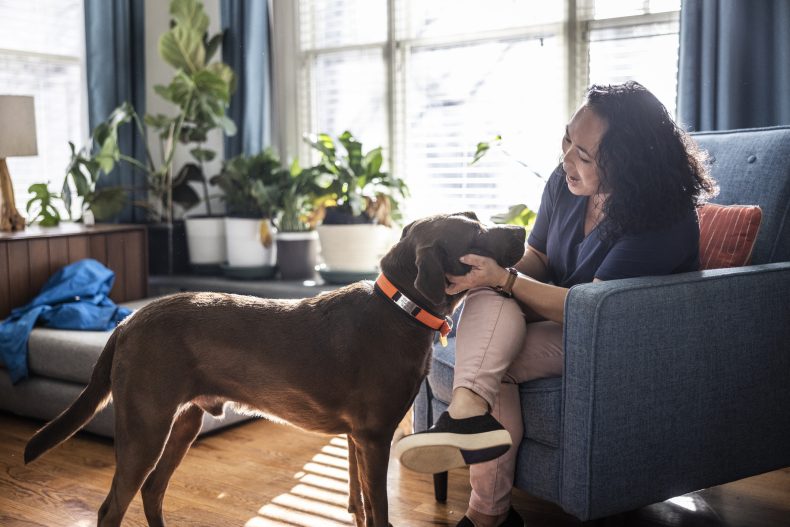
[396,81,716,527]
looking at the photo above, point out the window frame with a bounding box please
[275,0,681,218]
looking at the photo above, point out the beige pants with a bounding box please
[453,287,564,515]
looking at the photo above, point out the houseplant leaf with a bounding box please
[170,0,209,34]
[88,187,127,221]
[159,25,205,73]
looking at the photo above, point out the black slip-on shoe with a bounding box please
[395,411,512,474]
[455,507,524,527]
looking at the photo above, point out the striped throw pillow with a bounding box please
[698,203,762,270]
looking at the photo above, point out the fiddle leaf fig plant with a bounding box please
[49,0,235,226]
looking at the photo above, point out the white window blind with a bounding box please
[296,0,681,223]
[0,0,86,216]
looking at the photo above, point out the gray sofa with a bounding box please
[0,298,251,437]
[414,126,790,520]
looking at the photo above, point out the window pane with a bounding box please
[300,0,388,50]
[309,49,388,158]
[404,37,564,222]
[0,0,83,56]
[0,0,84,216]
[398,0,563,40]
[588,21,680,116]
[0,56,84,211]
[592,0,680,19]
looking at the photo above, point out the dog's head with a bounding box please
[379,212,526,314]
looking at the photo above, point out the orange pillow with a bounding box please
[698,203,762,270]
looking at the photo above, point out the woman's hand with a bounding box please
[445,254,509,295]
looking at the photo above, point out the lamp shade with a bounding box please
[0,95,38,158]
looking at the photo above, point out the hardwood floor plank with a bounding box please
[1,412,789,526]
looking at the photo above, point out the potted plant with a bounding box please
[273,162,329,281]
[213,150,286,279]
[305,131,408,282]
[145,0,235,274]
[61,0,236,275]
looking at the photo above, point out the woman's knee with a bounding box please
[460,288,524,329]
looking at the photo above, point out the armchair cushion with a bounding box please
[698,203,762,269]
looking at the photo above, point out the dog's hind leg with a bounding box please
[141,404,204,527]
[347,436,368,527]
[97,404,178,527]
[354,433,393,527]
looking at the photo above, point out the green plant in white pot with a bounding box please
[274,163,330,281]
[305,131,409,281]
[213,150,286,278]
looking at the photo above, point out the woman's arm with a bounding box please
[515,244,551,282]
[446,252,568,324]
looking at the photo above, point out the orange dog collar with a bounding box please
[375,274,453,343]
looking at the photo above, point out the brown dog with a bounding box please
[24,212,525,527]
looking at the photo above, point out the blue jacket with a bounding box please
[0,258,132,383]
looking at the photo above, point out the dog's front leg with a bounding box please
[355,433,393,527]
[346,436,366,527]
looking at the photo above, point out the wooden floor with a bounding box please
[1,413,788,527]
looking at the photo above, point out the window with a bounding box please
[0,0,86,217]
[296,0,681,222]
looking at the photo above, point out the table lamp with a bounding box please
[0,95,38,232]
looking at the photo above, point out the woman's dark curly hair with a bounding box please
[584,81,717,242]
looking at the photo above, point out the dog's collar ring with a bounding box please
[375,274,453,343]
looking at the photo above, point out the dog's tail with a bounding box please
[24,329,118,464]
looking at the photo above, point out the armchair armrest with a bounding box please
[559,262,790,520]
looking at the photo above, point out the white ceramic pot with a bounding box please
[184,216,226,266]
[224,217,277,268]
[317,224,396,272]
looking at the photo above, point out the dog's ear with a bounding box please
[414,244,446,305]
[400,221,415,240]
[455,211,479,221]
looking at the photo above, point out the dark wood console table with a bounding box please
[0,224,148,319]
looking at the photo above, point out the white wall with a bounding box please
[144,0,225,217]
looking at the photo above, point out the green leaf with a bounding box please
[190,147,216,162]
[193,69,230,101]
[471,135,502,165]
[174,163,205,185]
[88,187,127,221]
[205,32,223,62]
[304,133,336,160]
[339,131,363,175]
[159,25,205,73]
[362,147,383,178]
[172,179,201,211]
[170,0,210,35]
[490,204,537,228]
[218,115,237,136]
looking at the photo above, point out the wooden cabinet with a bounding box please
[0,224,148,319]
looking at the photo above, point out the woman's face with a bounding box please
[561,104,608,197]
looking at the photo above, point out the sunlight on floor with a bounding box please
[245,435,354,526]
[667,495,698,512]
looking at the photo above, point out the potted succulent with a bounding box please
[274,162,330,280]
[305,131,408,282]
[213,150,286,279]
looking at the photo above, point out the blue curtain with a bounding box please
[221,0,272,158]
[84,0,147,222]
[677,0,790,131]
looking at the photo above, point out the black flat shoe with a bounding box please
[455,506,525,527]
[395,411,511,473]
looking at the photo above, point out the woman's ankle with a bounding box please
[448,387,489,419]
[464,506,508,527]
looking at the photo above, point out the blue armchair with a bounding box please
[413,126,790,520]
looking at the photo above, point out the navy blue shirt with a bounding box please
[527,167,699,287]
